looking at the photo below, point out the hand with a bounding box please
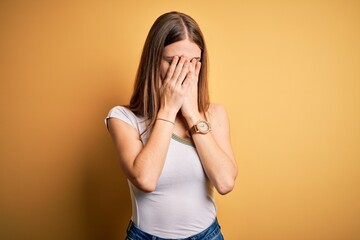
[181,59,202,123]
[158,56,191,120]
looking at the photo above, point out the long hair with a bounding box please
[128,11,210,131]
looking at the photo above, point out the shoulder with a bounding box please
[107,105,136,119]
[105,105,143,129]
[105,105,148,141]
[205,103,231,136]
[207,103,229,123]
[208,103,227,114]
[105,106,132,126]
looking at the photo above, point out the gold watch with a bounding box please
[189,120,211,135]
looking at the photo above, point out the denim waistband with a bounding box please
[126,218,223,240]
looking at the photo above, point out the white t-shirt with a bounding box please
[105,106,216,238]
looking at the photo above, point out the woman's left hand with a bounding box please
[181,59,202,123]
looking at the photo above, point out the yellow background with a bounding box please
[1,1,359,239]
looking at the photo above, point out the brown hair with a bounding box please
[128,11,209,130]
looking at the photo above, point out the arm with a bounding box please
[107,112,174,192]
[185,104,237,195]
[181,60,237,195]
[107,56,191,192]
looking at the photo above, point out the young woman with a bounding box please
[105,11,237,240]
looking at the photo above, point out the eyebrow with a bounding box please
[163,56,201,61]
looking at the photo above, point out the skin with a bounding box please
[108,38,237,195]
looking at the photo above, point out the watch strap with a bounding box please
[188,120,211,136]
[189,124,199,135]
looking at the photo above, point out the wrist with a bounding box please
[183,112,202,128]
[157,108,178,122]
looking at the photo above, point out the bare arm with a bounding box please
[107,112,174,192]
[186,104,237,195]
[181,59,237,195]
[107,56,192,192]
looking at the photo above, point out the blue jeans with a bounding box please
[125,218,224,240]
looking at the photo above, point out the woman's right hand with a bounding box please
[158,56,191,119]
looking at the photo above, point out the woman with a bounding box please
[105,11,237,240]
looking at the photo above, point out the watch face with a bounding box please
[196,120,210,133]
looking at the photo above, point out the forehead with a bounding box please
[162,39,201,58]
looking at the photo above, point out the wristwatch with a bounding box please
[189,120,211,135]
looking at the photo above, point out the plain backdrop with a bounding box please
[0,0,359,239]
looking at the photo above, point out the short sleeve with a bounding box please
[104,106,139,130]
[104,106,149,143]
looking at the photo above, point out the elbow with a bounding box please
[215,171,237,195]
[133,176,158,193]
[137,183,156,193]
[216,178,235,195]
[215,157,238,195]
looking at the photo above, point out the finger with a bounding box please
[195,61,201,79]
[182,64,195,87]
[164,56,179,83]
[181,76,191,90]
[176,60,190,85]
[171,56,187,81]
[189,58,196,74]
[181,59,195,85]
